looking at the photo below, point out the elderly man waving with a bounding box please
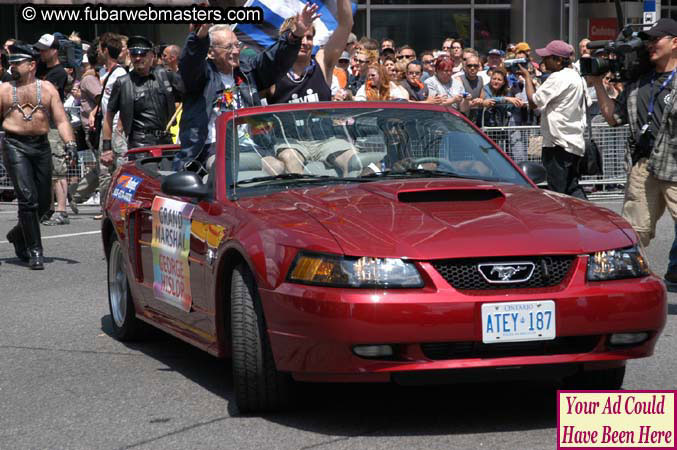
[173,3,319,171]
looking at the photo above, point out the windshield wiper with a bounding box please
[353,167,503,182]
[396,168,474,179]
[233,173,333,186]
[357,168,473,180]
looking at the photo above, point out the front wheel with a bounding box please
[231,264,293,413]
[107,235,142,341]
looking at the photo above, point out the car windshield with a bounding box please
[228,107,529,190]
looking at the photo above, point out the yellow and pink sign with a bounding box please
[151,197,195,312]
[558,390,676,448]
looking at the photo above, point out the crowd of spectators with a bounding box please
[0,20,631,220]
[1,28,626,139]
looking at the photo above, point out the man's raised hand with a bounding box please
[189,23,211,39]
[294,2,321,37]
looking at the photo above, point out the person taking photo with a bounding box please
[520,39,587,199]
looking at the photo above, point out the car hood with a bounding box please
[248,179,635,259]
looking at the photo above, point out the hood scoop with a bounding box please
[397,188,505,203]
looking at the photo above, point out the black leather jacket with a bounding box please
[108,67,183,138]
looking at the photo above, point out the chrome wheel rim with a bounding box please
[109,241,128,328]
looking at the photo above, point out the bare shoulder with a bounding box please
[40,79,58,94]
[0,82,11,95]
[40,80,63,104]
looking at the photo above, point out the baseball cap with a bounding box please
[488,49,505,57]
[8,42,38,63]
[34,34,59,51]
[127,36,154,56]
[535,40,574,58]
[514,42,531,53]
[339,51,350,61]
[639,18,677,39]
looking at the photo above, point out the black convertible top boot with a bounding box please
[19,211,44,270]
[6,225,29,262]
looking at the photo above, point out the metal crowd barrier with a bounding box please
[0,150,98,193]
[2,124,629,200]
[483,123,630,198]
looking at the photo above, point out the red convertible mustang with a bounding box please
[102,103,666,412]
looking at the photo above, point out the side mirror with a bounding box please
[161,171,209,199]
[519,161,547,185]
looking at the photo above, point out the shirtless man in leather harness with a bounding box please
[0,42,76,269]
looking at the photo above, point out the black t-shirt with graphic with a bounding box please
[270,63,331,104]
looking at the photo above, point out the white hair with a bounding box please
[208,24,234,42]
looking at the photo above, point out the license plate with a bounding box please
[481,300,556,343]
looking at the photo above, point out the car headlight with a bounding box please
[587,245,650,281]
[288,252,424,288]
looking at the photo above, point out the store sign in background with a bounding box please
[589,18,618,41]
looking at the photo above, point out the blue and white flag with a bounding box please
[234,0,357,52]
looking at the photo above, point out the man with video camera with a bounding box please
[520,40,587,199]
[590,18,677,283]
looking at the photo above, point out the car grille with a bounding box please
[430,255,575,290]
[421,335,600,360]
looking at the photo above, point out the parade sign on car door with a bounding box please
[151,197,195,312]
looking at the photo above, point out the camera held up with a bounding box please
[503,58,529,73]
[580,25,651,82]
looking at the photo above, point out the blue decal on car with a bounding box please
[112,174,143,203]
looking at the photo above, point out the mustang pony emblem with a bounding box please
[478,262,536,284]
[491,265,528,281]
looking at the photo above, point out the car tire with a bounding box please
[107,235,142,341]
[231,264,293,413]
[564,366,625,390]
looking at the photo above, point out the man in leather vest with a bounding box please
[0,42,77,269]
[103,36,183,159]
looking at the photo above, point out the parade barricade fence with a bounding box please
[482,123,630,198]
[0,148,98,194]
[1,124,630,200]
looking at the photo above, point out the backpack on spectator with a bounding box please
[53,32,83,69]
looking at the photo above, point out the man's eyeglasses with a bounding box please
[452,45,462,50]
[422,59,434,64]
[407,71,422,76]
[355,58,369,64]
[466,64,480,69]
[211,42,245,52]
[397,54,415,60]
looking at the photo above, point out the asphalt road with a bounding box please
[0,200,675,450]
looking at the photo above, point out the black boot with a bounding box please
[6,225,29,262]
[19,211,44,270]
